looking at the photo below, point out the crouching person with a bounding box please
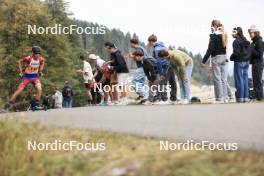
[130,38,148,102]
[159,49,193,104]
[133,50,159,104]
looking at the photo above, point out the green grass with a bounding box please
[0,120,264,176]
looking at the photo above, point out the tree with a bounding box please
[0,0,83,106]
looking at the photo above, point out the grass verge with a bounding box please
[0,120,264,176]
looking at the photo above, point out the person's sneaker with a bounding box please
[213,100,225,104]
[114,99,125,106]
[228,97,235,103]
[178,99,185,104]
[4,101,14,110]
[178,99,190,105]
[0,108,6,113]
[103,101,110,106]
[235,99,244,103]
[136,96,144,101]
[120,98,129,105]
[108,100,118,106]
[224,99,230,103]
[98,100,105,106]
[244,98,250,103]
[142,101,153,105]
[168,100,176,105]
[138,98,147,104]
[154,101,169,105]
[33,106,44,111]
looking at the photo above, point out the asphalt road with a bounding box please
[1,103,264,152]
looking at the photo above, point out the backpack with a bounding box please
[63,87,72,98]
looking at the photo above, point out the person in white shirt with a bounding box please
[89,54,111,105]
[54,89,63,108]
[89,54,105,68]
[76,55,94,105]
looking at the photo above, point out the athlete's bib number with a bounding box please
[28,60,40,74]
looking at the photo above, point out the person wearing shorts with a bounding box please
[104,42,129,105]
[76,55,94,105]
[4,46,45,109]
[89,54,111,105]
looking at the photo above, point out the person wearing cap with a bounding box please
[4,46,45,109]
[89,54,105,68]
[89,54,111,105]
[248,25,264,101]
[76,55,94,105]
[104,42,129,105]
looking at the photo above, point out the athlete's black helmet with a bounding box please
[32,46,41,54]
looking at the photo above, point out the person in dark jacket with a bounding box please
[201,20,228,103]
[104,42,129,105]
[62,81,74,108]
[148,34,177,103]
[248,25,264,101]
[133,50,159,103]
[148,34,170,77]
[42,94,51,109]
[230,27,250,102]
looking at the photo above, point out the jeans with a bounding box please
[252,62,264,101]
[63,98,73,108]
[212,55,228,101]
[234,61,249,102]
[157,67,177,101]
[179,64,193,100]
[132,67,146,97]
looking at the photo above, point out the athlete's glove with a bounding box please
[38,72,44,77]
[19,73,24,78]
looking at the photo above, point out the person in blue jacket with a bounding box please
[148,34,177,103]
